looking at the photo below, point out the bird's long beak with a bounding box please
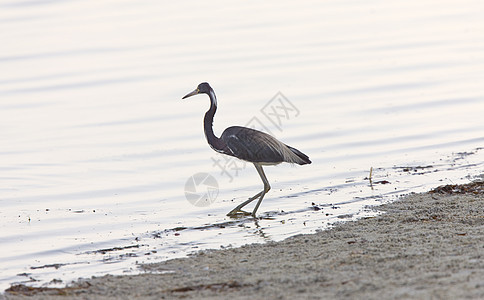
[182,88,199,99]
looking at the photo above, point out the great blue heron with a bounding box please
[182,82,311,217]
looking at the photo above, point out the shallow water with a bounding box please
[1,0,484,291]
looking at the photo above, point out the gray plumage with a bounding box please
[221,126,310,165]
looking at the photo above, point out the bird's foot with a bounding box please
[226,209,253,218]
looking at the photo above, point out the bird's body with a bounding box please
[218,126,310,165]
[183,82,311,217]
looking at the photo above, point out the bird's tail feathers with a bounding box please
[286,145,311,165]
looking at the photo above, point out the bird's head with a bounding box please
[182,82,212,99]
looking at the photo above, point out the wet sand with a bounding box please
[4,181,484,299]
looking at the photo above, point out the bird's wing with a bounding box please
[221,127,289,164]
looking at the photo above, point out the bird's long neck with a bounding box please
[204,89,225,151]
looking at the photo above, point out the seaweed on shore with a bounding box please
[430,181,484,195]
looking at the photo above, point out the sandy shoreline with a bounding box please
[4,180,484,299]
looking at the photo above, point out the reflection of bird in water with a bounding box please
[182,82,311,217]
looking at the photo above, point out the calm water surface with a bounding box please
[1,0,484,290]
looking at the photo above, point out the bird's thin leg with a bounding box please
[226,163,271,217]
[251,164,270,217]
[226,191,263,216]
